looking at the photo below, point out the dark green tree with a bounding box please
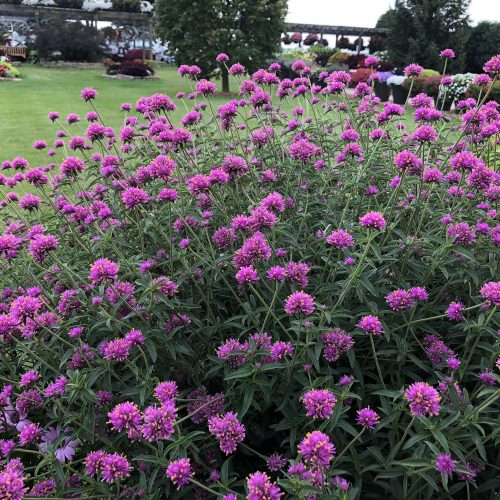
[380,0,470,71]
[155,0,287,92]
[465,21,500,73]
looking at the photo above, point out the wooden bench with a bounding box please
[0,45,27,59]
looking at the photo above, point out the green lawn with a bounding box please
[1,64,229,164]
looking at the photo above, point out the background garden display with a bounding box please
[0,49,499,498]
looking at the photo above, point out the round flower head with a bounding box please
[446,301,464,321]
[326,229,355,249]
[267,454,286,472]
[81,87,97,101]
[166,458,193,489]
[302,389,336,420]
[101,453,131,483]
[480,281,500,306]
[404,382,441,416]
[404,64,423,77]
[246,471,283,500]
[89,258,119,283]
[435,453,456,475]
[483,54,500,75]
[386,289,414,310]
[216,53,230,63]
[107,402,142,434]
[357,315,384,335]
[284,291,315,316]
[356,407,379,430]
[298,431,335,468]
[439,48,455,59]
[208,411,245,454]
[359,211,386,230]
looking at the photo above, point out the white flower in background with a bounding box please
[21,0,40,5]
[387,75,405,86]
[81,0,112,11]
[140,1,153,13]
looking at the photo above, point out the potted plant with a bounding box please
[387,75,406,104]
[370,71,394,101]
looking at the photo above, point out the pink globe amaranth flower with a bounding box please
[246,471,283,500]
[326,229,355,249]
[102,338,131,361]
[386,289,415,310]
[0,459,27,500]
[474,73,492,86]
[412,125,437,142]
[435,453,456,475]
[208,411,246,454]
[166,458,193,489]
[89,258,119,283]
[404,382,441,416]
[154,381,178,403]
[364,56,380,67]
[284,291,315,316]
[121,187,149,209]
[216,52,230,63]
[19,422,43,445]
[101,453,131,483]
[81,87,97,101]
[441,75,453,85]
[107,401,143,434]
[479,370,496,386]
[359,211,386,230]
[44,375,68,398]
[446,301,464,321]
[229,63,245,75]
[356,407,379,430]
[483,54,500,75]
[298,431,335,468]
[321,329,354,362]
[195,79,217,95]
[288,138,322,162]
[235,265,259,284]
[267,453,286,472]
[404,63,424,77]
[141,401,177,441]
[439,48,455,59]
[480,281,500,306]
[357,315,384,335]
[60,156,85,177]
[302,389,337,420]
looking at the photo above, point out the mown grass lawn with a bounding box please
[1,64,230,164]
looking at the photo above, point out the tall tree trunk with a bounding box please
[222,68,229,93]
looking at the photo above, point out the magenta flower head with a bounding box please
[284,291,315,316]
[435,453,456,475]
[404,382,441,416]
[101,453,131,483]
[474,74,492,86]
[386,289,414,311]
[439,48,455,59]
[446,301,464,321]
[60,156,85,177]
[480,281,500,306]
[441,75,453,85]
[404,64,424,77]
[48,111,59,121]
[298,431,335,468]
[229,63,246,75]
[356,407,379,430]
[167,458,193,489]
[0,459,27,499]
[357,315,384,335]
[141,402,177,441]
[81,87,97,101]
[89,258,119,284]
[107,401,143,435]
[246,471,283,500]
[326,229,355,249]
[364,56,380,67]
[208,411,245,454]
[216,53,230,63]
[235,266,259,284]
[359,211,386,230]
[483,54,500,75]
[302,389,337,420]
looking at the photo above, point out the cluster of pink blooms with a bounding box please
[0,48,498,498]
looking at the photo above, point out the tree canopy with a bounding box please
[155,0,287,91]
[380,0,471,71]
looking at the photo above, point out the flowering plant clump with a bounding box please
[0,52,499,499]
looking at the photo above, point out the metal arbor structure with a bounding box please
[0,2,154,57]
[285,23,389,53]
